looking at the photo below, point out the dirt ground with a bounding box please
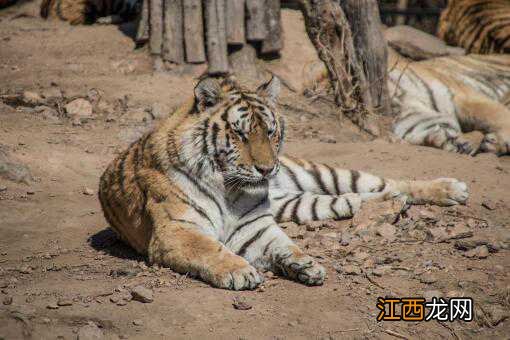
[1,2,509,340]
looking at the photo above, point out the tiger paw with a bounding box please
[429,178,469,206]
[278,252,326,286]
[211,263,264,291]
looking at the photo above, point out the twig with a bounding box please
[383,329,409,340]
[364,273,385,290]
[436,321,461,340]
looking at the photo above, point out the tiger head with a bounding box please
[182,76,285,186]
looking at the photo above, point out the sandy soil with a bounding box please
[1,2,509,340]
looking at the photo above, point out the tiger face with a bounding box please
[189,76,284,185]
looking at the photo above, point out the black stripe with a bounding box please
[281,163,304,191]
[163,206,198,227]
[330,197,341,220]
[311,163,330,194]
[325,164,340,195]
[211,122,220,159]
[271,194,288,201]
[290,196,303,224]
[275,194,302,222]
[345,198,353,217]
[311,197,319,221]
[117,150,129,194]
[263,237,277,256]
[170,190,215,227]
[237,225,271,257]
[239,197,268,220]
[350,170,360,193]
[226,214,272,244]
[401,116,437,140]
[377,178,386,193]
[408,69,439,112]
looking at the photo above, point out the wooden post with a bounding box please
[135,0,149,43]
[183,0,206,63]
[226,0,245,45]
[395,0,409,25]
[246,0,267,41]
[340,0,390,114]
[149,0,164,55]
[261,0,282,54]
[163,0,184,64]
[204,0,229,74]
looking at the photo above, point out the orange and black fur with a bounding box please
[40,0,140,24]
[438,0,510,54]
[98,76,469,290]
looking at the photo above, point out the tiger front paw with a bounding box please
[274,247,326,286]
[209,260,264,291]
[428,178,469,206]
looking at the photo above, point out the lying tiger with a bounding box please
[98,76,468,290]
[40,0,141,25]
[438,0,510,54]
[389,48,510,156]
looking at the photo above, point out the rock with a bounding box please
[57,298,73,306]
[0,149,32,184]
[40,87,63,102]
[0,281,8,288]
[372,265,391,277]
[340,265,362,276]
[427,227,448,241]
[22,91,45,105]
[132,319,144,326]
[419,272,438,284]
[447,223,473,240]
[82,187,94,196]
[463,245,489,259]
[481,199,497,210]
[2,296,13,305]
[454,239,487,251]
[150,103,171,120]
[41,317,51,324]
[122,108,151,123]
[376,223,396,241]
[46,303,59,309]
[418,209,439,222]
[423,290,443,301]
[446,290,463,298]
[77,322,104,340]
[0,185,6,192]
[340,231,352,246]
[35,105,59,120]
[385,25,466,61]
[352,197,406,233]
[19,265,32,274]
[130,285,153,303]
[233,297,252,310]
[64,98,93,118]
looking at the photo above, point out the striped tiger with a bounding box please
[437,0,510,54]
[98,76,469,290]
[40,0,141,25]
[389,48,510,156]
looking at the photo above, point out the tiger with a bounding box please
[98,76,469,290]
[40,0,141,25]
[437,0,510,54]
[389,47,510,156]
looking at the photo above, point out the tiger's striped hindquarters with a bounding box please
[99,76,469,290]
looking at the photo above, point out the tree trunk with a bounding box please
[246,0,268,41]
[204,0,229,74]
[298,0,380,136]
[135,0,149,44]
[395,0,408,25]
[261,0,283,54]
[183,0,206,63]
[340,0,390,115]
[149,0,164,55]
[226,0,245,45]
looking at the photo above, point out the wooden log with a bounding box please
[340,0,390,114]
[226,0,245,45]
[183,0,206,63]
[135,0,149,43]
[204,0,229,74]
[246,0,267,41]
[149,0,164,55]
[162,0,184,64]
[261,0,282,54]
[395,0,409,25]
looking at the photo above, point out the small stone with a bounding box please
[82,187,94,196]
[481,199,497,210]
[150,103,170,120]
[41,317,51,324]
[340,265,362,276]
[133,319,144,326]
[46,303,59,309]
[40,87,63,101]
[419,272,438,284]
[0,281,8,288]
[447,223,473,240]
[352,197,407,233]
[463,245,489,259]
[2,296,13,305]
[64,98,93,118]
[372,265,391,277]
[0,185,7,192]
[418,209,439,222]
[288,321,298,327]
[265,271,274,279]
[109,296,120,304]
[233,297,252,310]
[22,91,44,105]
[19,265,32,274]
[446,290,463,298]
[130,285,153,303]
[77,322,103,340]
[57,298,73,306]
[423,290,443,301]
[485,305,509,326]
[376,223,396,241]
[427,227,448,241]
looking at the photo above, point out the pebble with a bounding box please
[130,285,153,303]
[463,245,489,259]
[57,298,73,306]
[64,98,93,118]
[82,187,94,196]
[2,296,13,305]
[481,199,497,210]
[19,265,32,274]
[419,272,438,284]
[423,290,443,300]
[133,319,144,326]
[0,185,6,192]
[22,91,45,105]
[46,303,59,309]
[376,223,396,241]
[41,317,51,324]
[340,265,362,276]
[77,322,103,340]
[447,223,473,240]
[232,297,252,310]
[372,265,391,277]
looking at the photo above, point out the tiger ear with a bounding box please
[194,77,222,110]
[257,76,281,102]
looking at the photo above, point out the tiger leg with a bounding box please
[146,196,264,290]
[272,156,468,210]
[225,215,325,286]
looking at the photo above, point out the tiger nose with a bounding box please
[254,165,274,177]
